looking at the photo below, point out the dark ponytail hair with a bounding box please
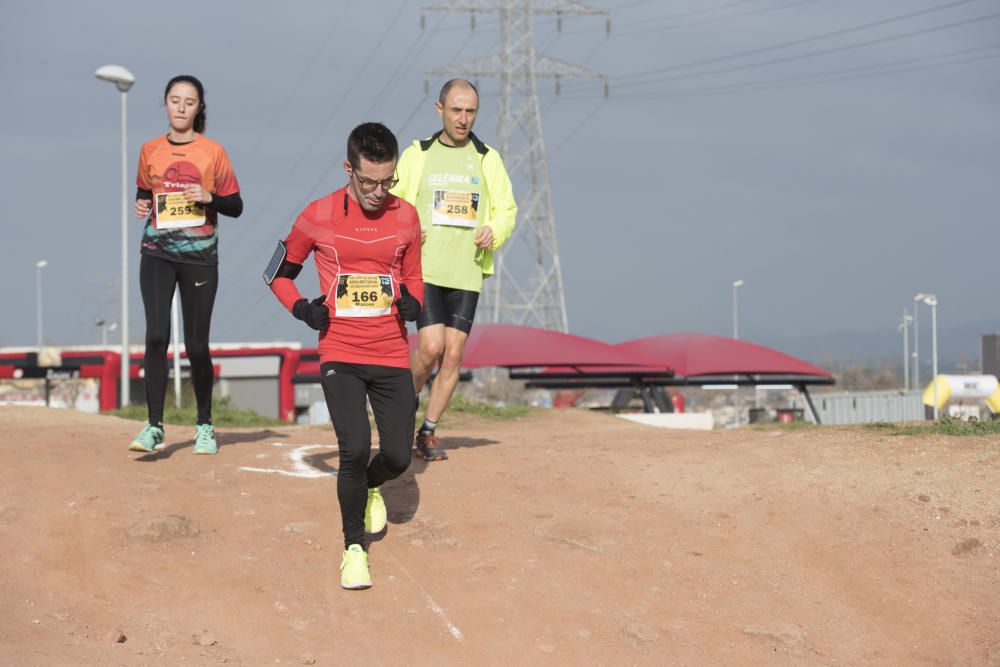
[164,75,207,133]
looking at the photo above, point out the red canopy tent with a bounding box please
[410,323,669,370]
[292,327,832,422]
[616,333,831,379]
[517,333,833,421]
[292,323,671,384]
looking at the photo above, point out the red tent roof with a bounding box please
[294,328,827,381]
[615,333,831,378]
[409,323,667,369]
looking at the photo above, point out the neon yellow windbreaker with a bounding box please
[391,131,517,277]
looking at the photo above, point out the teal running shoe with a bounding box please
[340,544,372,590]
[364,487,387,534]
[192,423,218,455]
[129,424,164,453]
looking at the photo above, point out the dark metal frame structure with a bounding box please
[514,368,834,423]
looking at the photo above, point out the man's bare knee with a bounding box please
[441,344,465,371]
[419,335,445,361]
[415,347,440,372]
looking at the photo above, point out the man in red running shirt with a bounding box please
[266,123,423,590]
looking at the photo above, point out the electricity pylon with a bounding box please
[423,0,608,332]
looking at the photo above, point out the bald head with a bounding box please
[438,79,479,105]
[435,79,480,147]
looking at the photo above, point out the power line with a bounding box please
[240,0,355,161]
[610,0,826,39]
[430,16,500,32]
[227,7,459,335]
[423,0,610,332]
[650,52,1000,100]
[421,23,479,102]
[606,0,763,13]
[395,92,431,142]
[563,43,1000,101]
[604,0,662,10]
[549,98,607,158]
[297,12,469,208]
[318,17,471,202]
[363,27,436,119]
[550,1,822,73]
[214,2,412,326]
[565,0,809,36]
[579,31,611,66]
[232,8,505,334]
[229,1,410,237]
[612,9,1000,90]
[609,0,772,30]
[616,0,982,83]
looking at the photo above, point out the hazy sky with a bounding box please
[2,0,998,359]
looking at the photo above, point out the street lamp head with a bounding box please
[107,322,118,332]
[732,279,744,288]
[95,318,106,327]
[914,293,927,302]
[35,259,48,269]
[95,65,135,92]
[923,295,937,306]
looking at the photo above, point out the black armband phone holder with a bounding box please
[262,241,302,284]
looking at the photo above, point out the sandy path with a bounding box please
[0,405,997,665]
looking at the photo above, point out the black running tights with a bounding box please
[321,362,415,548]
[139,254,218,426]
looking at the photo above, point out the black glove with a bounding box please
[292,295,329,331]
[394,284,420,322]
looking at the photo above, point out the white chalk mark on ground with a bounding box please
[386,552,464,642]
[240,444,335,478]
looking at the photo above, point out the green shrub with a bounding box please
[750,420,818,431]
[110,396,283,427]
[418,392,531,423]
[863,416,1000,436]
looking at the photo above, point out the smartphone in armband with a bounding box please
[263,241,287,285]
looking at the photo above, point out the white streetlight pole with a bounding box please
[913,293,925,391]
[35,260,48,349]
[732,280,744,339]
[899,308,912,391]
[96,65,135,408]
[923,295,939,420]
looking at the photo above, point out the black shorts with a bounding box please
[417,283,479,334]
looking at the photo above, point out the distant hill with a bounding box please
[754,318,1000,373]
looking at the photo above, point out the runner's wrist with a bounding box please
[292,298,309,319]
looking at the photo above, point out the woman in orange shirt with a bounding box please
[128,75,243,456]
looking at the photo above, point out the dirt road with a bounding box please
[1,405,997,665]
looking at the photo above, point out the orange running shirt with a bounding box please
[135,134,240,264]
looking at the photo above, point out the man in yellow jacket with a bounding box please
[392,79,517,461]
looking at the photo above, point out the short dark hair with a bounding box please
[438,79,479,105]
[164,75,206,133]
[347,122,398,168]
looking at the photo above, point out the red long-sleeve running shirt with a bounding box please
[270,187,424,368]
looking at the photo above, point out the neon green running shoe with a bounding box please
[129,424,164,453]
[340,544,372,590]
[364,487,387,534]
[192,424,218,455]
